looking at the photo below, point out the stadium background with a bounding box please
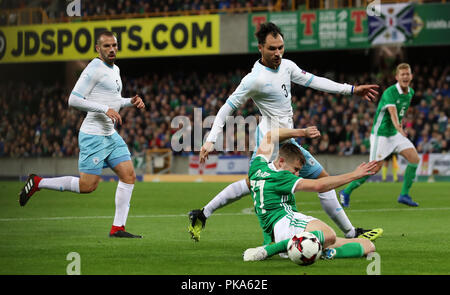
[0,0,449,278]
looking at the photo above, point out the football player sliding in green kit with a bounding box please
[243,128,379,261]
[340,63,421,207]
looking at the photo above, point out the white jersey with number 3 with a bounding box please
[227,59,352,128]
[227,59,314,120]
[206,58,353,143]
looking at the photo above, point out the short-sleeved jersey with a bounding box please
[227,59,315,120]
[71,58,124,136]
[248,154,303,237]
[372,83,414,137]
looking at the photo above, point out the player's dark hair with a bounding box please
[278,142,306,166]
[255,22,284,45]
[96,30,116,45]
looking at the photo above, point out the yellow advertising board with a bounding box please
[0,15,220,63]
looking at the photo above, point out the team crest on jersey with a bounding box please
[115,80,120,92]
[255,169,271,178]
[93,157,100,165]
[308,158,315,166]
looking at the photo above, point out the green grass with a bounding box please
[0,181,449,275]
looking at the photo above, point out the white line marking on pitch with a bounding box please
[1,207,450,222]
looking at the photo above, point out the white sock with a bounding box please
[203,179,250,218]
[318,190,355,238]
[38,176,80,193]
[113,181,134,227]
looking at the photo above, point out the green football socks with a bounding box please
[263,231,325,257]
[343,175,370,195]
[334,242,365,258]
[401,163,418,195]
[263,231,364,259]
[264,239,289,257]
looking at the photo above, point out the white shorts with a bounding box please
[273,212,317,243]
[370,133,415,162]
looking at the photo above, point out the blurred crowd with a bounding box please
[0,62,449,159]
[2,0,446,18]
[1,0,274,22]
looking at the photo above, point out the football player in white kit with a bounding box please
[188,22,383,244]
[19,31,145,238]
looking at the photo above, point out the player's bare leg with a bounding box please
[79,172,101,193]
[397,147,420,206]
[109,160,141,238]
[304,219,336,248]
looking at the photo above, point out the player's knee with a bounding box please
[361,239,376,255]
[323,228,337,248]
[120,170,136,184]
[80,181,98,193]
[410,155,420,165]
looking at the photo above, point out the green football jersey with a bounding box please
[248,155,302,237]
[371,83,414,137]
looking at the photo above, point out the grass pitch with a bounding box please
[0,181,449,275]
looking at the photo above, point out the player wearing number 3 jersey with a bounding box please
[188,22,382,244]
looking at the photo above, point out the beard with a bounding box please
[102,52,116,64]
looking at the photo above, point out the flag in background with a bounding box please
[368,3,414,45]
[188,155,218,175]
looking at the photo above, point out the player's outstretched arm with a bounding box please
[353,84,379,102]
[295,161,378,193]
[200,103,235,163]
[301,126,321,139]
[300,70,379,102]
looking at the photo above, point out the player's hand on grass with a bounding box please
[303,126,321,139]
[131,95,145,109]
[106,108,122,125]
[353,161,378,178]
[200,141,214,163]
[354,84,379,102]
